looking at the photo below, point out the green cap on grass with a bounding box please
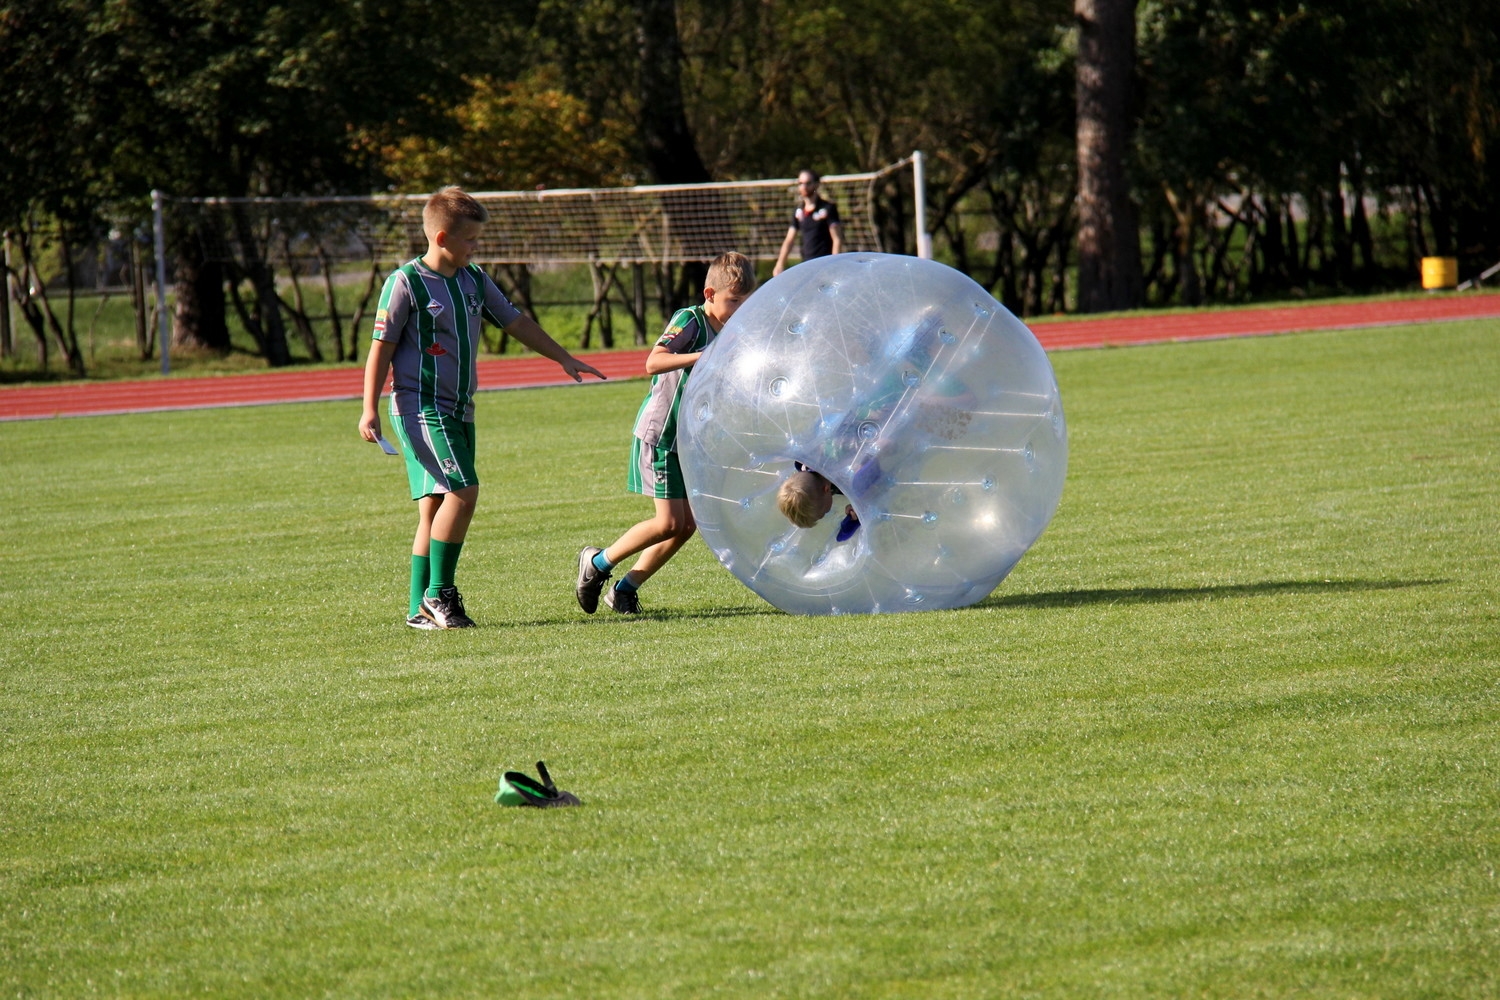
[495,774,532,806]
[495,761,581,808]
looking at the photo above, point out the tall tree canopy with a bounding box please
[5,0,1498,368]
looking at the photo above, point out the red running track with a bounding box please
[4,293,1498,422]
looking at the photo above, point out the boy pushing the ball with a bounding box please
[575,251,756,615]
[360,186,605,629]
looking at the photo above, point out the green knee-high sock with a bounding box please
[409,555,431,617]
[427,538,464,598]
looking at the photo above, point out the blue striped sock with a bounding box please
[615,577,639,594]
[592,551,614,573]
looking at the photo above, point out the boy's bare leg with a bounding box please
[603,497,691,566]
[620,499,695,585]
[412,494,440,556]
[403,495,444,624]
[430,485,479,544]
[580,498,695,613]
[623,534,690,586]
[416,485,481,627]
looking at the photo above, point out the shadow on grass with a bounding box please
[498,602,780,629]
[488,579,1445,628]
[985,577,1447,610]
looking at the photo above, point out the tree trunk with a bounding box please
[1421,182,1453,257]
[1142,213,1171,300]
[1303,194,1323,276]
[1163,183,1201,306]
[278,247,323,362]
[172,252,230,353]
[317,247,344,360]
[11,230,50,368]
[346,260,381,362]
[129,238,152,359]
[1074,0,1143,312]
[1407,187,1428,260]
[1049,224,1071,313]
[633,0,711,301]
[230,204,291,366]
[1328,170,1352,286]
[1284,201,1302,284]
[15,226,84,374]
[1350,189,1375,278]
[634,0,710,185]
[631,264,648,345]
[1258,197,1284,290]
[1,233,13,360]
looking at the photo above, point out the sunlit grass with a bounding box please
[1,321,1497,997]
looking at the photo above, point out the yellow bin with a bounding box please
[1421,256,1458,290]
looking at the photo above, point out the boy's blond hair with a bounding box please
[423,186,489,240]
[777,470,827,528]
[705,251,757,296]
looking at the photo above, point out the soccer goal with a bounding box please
[152,153,931,370]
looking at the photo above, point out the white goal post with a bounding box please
[152,152,930,370]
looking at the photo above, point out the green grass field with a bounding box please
[2,321,1497,997]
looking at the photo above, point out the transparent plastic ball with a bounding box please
[679,253,1066,615]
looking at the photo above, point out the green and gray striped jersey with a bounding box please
[632,304,716,450]
[372,259,522,420]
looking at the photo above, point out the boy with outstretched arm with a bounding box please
[360,186,605,629]
[575,251,756,615]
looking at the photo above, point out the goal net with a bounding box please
[150,155,926,369]
[168,156,919,272]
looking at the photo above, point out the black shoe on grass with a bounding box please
[406,613,442,630]
[421,585,475,628]
[603,584,641,615]
[576,546,610,614]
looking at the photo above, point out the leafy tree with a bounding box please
[1133,0,1498,301]
[0,0,123,374]
[9,0,1500,368]
[381,69,634,192]
[524,0,710,184]
[1359,0,1500,269]
[666,0,1080,310]
[85,0,471,365]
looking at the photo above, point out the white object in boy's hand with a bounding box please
[375,435,399,456]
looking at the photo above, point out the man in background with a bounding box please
[772,169,844,276]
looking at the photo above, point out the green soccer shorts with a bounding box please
[627,437,686,500]
[391,408,478,500]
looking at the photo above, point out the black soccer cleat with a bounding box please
[421,585,476,628]
[576,546,611,614]
[405,613,442,630]
[603,584,641,615]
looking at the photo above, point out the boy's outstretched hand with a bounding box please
[502,316,609,383]
[561,357,607,382]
